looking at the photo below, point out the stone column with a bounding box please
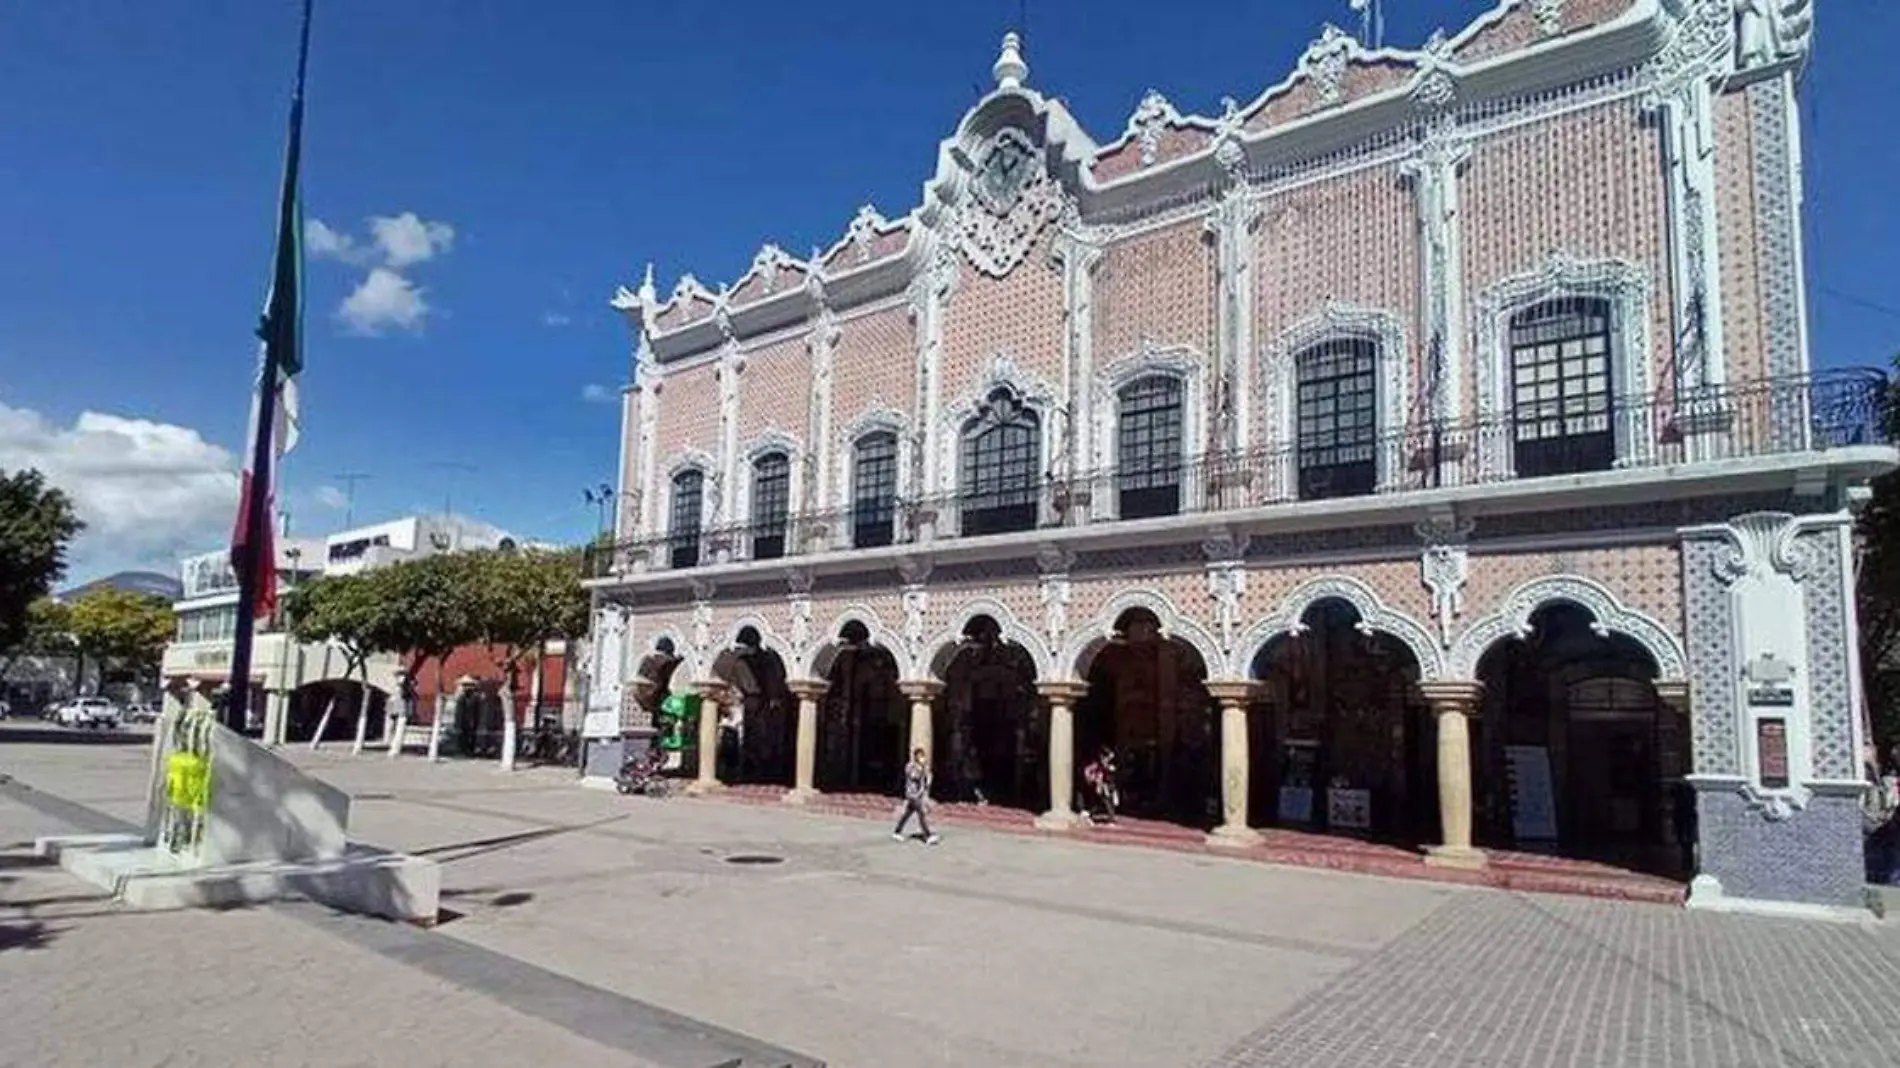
[1419,680,1486,870]
[1035,681,1088,830]
[783,678,827,805]
[1204,682,1261,847]
[897,680,941,777]
[688,682,728,795]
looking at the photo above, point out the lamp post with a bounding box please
[584,483,616,538]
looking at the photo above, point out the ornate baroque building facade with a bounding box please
[585,0,1892,914]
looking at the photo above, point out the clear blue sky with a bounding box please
[2,1,1897,583]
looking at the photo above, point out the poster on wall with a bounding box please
[1327,788,1371,831]
[1505,745,1558,841]
[1278,740,1319,823]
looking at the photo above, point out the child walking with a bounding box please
[892,747,941,844]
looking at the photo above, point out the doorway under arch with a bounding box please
[1074,607,1219,826]
[1248,598,1433,842]
[1474,603,1685,877]
[816,620,909,794]
[933,614,1043,809]
[710,626,796,787]
[286,678,389,745]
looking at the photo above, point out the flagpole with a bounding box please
[227,0,314,734]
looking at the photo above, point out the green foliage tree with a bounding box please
[1858,358,1900,760]
[0,597,74,682]
[282,570,392,750]
[66,587,172,696]
[464,546,590,765]
[376,551,480,753]
[0,468,84,655]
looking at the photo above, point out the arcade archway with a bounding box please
[1247,598,1433,842]
[286,678,389,744]
[814,620,908,795]
[1073,608,1219,826]
[932,614,1042,808]
[1473,603,1683,876]
[709,626,796,786]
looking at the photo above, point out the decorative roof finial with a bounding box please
[993,31,1028,90]
[638,262,657,305]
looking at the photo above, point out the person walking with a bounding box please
[892,747,941,844]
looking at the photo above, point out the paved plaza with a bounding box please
[2,724,1898,1068]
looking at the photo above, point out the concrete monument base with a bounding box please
[34,832,442,925]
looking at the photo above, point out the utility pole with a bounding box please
[332,471,370,527]
[426,461,476,551]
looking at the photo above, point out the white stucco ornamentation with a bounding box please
[1530,0,1565,38]
[951,128,1067,279]
[937,354,1063,498]
[923,597,1055,680]
[1059,587,1225,680]
[1037,544,1075,655]
[1128,90,1178,168]
[1734,0,1813,73]
[1230,576,1444,681]
[1446,574,1688,680]
[1300,24,1356,106]
[1471,253,1653,479]
[804,606,908,679]
[1417,515,1473,647]
[1410,31,1458,112]
[1401,116,1471,434]
[690,597,716,664]
[1090,341,1209,478]
[1203,532,1250,671]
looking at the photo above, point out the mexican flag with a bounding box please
[230,1,309,623]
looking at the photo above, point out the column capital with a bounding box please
[1652,679,1690,715]
[1036,680,1089,703]
[694,681,733,703]
[898,679,943,701]
[786,678,829,702]
[1417,680,1483,714]
[1204,680,1259,709]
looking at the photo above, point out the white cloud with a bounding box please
[304,218,367,264]
[338,266,430,335]
[0,399,239,579]
[541,311,573,327]
[580,383,618,404]
[368,212,455,268]
[314,484,349,510]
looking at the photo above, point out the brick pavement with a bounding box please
[5,725,1900,1068]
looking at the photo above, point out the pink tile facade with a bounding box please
[1458,94,1673,413]
[1094,219,1217,363]
[832,305,917,430]
[1092,125,1210,182]
[1454,0,1631,65]
[654,360,720,461]
[1714,87,1768,386]
[939,236,1067,404]
[736,333,813,443]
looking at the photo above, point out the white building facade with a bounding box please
[587,2,1892,914]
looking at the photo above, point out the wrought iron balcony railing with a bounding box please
[582,369,1892,580]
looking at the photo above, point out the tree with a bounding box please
[1859,357,1900,758]
[376,551,480,758]
[464,547,589,768]
[0,468,84,655]
[66,587,173,696]
[0,597,74,682]
[282,570,392,752]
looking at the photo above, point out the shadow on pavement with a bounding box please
[0,725,151,748]
[0,919,57,953]
[414,813,628,866]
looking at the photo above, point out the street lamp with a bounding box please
[583,483,616,538]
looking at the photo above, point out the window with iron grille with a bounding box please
[1296,338,1378,500]
[751,452,790,560]
[960,388,1040,536]
[1509,297,1614,477]
[669,469,703,569]
[1117,375,1183,518]
[852,431,898,549]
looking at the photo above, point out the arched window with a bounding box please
[668,469,704,569]
[959,388,1040,536]
[1116,375,1183,519]
[750,452,790,560]
[852,431,899,549]
[1295,338,1378,500]
[1509,297,1614,477]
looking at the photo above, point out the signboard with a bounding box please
[192,649,231,668]
[1277,740,1318,824]
[1757,718,1790,789]
[1745,653,1796,707]
[1505,745,1558,841]
[582,709,621,740]
[1327,787,1371,831]
[1277,787,1314,824]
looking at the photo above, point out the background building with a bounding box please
[159,513,533,746]
[587,2,1889,917]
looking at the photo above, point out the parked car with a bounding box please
[58,697,119,729]
[122,702,159,724]
[0,698,10,719]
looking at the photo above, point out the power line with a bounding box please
[1818,285,1900,323]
